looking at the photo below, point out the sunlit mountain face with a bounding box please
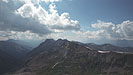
[0,0,133,75]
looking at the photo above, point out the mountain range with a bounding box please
[11,39,133,75]
[0,39,133,75]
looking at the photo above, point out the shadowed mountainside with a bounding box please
[0,40,30,74]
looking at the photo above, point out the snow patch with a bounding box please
[86,47,93,50]
[116,51,133,54]
[98,50,110,53]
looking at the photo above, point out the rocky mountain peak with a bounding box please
[4,39,133,75]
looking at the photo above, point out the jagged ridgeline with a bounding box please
[9,39,133,75]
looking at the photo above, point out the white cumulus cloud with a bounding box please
[15,2,80,32]
[83,20,133,40]
[0,0,80,40]
[0,0,133,44]
[2,0,8,3]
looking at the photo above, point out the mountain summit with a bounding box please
[13,39,133,75]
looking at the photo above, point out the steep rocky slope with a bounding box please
[0,40,30,74]
[0,49,21,74]
[13,39,133,75]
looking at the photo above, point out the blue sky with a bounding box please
[54,0,133,31]
[0,0,133,47]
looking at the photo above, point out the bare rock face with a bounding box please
[14,39,133,75]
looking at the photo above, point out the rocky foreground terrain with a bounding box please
[9,39,133,75]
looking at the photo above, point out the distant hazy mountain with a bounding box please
[7,39,36,50]
[13,39,133,75]
[82,43,133,53]
[0,40,31,74]
[111,40,133,47]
